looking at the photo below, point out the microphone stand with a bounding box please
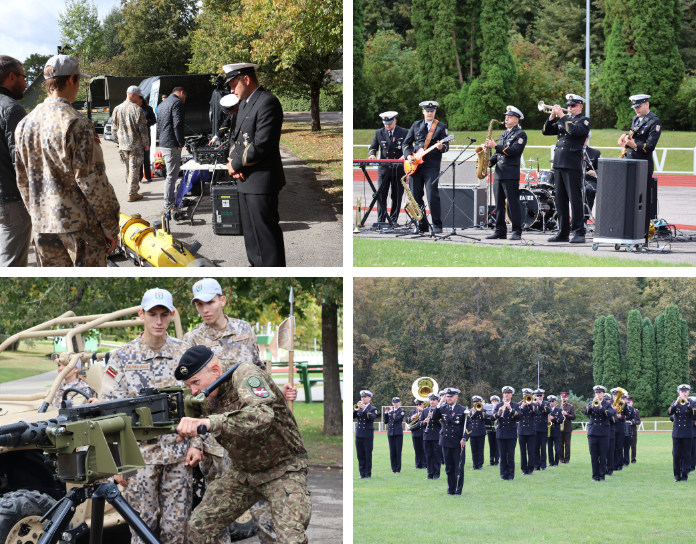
[438,138,480,242]
[582,145,594,236]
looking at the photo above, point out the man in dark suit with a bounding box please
[689,396,696,473]
[383,396,405,473]
[542,93,591,243]
[430,387,467,495]
[224,63,286,267]
[208,94,240,146]
[485,105,527,240]
[618,94,662,184]
[610,388,628,472]
[518,388,539,475]
[547,395,563,466]
[403,100,450,233]
[584,385,612,481]
[493,386,519,480]
[421,392,443,480]
[583,133,601,223]
[667,384,695,481]
[368,111,407,225]
[627,397,641,463]
[406,399,426,469]
[465,395,487,470]
[533,389,550,470]
[486,395,500,466]
[604,393,617,475]
[354,390,378,478]
[622,393,635,466]
[559,392,576,463]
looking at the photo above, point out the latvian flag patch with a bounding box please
[106,365,119,379]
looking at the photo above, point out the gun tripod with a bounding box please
[38,482,160,544]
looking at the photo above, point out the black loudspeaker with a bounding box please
[440,186,488,228]
[646,176,658,235]
[595,158,648,243]
[211,182,243,235]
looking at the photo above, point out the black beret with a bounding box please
[175,345,214,380]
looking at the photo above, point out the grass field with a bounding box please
[291,402,342,466]
[0,339,57,382]
[353,238,689,267]
[353,128,696,173]
[353,432,694,543]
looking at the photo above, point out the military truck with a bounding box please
[0,308,254,543]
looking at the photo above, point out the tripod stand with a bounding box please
[582,146,595,235]
[438,139,480,242]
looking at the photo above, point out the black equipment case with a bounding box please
[211,182,243,235]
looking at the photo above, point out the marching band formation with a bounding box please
[354,379,696,487]
[366,93,661,240]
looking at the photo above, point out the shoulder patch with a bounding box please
[656,125,661,132]
[518,138,524,144]
[584,120,589,126]
[106,365,119,379]
[252,386,270,398]
[248,376,261,387]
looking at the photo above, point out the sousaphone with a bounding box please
[412,377,439,402]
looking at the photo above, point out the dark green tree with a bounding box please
[592,316,606,385]
[462,0,517,129]
[660,306,687,413]
[654,312,666,408]
[22,54,52,85]
[638,317,657,415]
[354,0,368,126]
[102,5,125,58]
[625,309,643,395]
[679,0,696,70]
[602,315,622,387]
[57,0,106,61]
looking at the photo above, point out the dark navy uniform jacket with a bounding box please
[624,112,661,167]
[488,125,527,180]
[534,401,551,432]
[403,119,450,170]
[518,402,540,436]
[585,146,600,180]
[383,407,405,436]
[493,401,520,439]
[421,405,442,441]
[542,114,591,170]
[668,400,695,439]
[353,404,378,439]
[368,126,408,177]
[623,405,636,435]
[584,400,612,437]
[432,402,466,447]
[614,403,628,435]
[407,409,425,438]
[548,406,564,438]
[465,409,487,438]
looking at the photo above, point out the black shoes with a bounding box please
[434,476,440,480]
[433,227,443,234]
[631,460,636,463]
[570,235,586,243]
[509,232,522,241]
[548,234,570,242]
[486,232,506,240]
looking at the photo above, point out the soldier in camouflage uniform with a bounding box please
[14,54,120,267]
[94,288,191,544]
[50,357,97,409]
[175,346,311,544]
[184,278,296,544]
[111,86,150,202]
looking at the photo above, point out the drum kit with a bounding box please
[504,158,558,232]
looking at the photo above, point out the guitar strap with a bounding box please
[423,119,439,150]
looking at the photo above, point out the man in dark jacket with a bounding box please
[585,385,612,481]
[421,393,443,479]
[628,397,641,463]
[0,55,30,266]
[224,63,286,267]
[209,75,229,135]
[559,392,576,463]
[533,389,551,470]
[493,386,520,480]
[547,395,563,466]
[157,87,187,210]
[354,390,378,478]
[383,397,405,473]
[407,399,426,469]
[465,395,487,470]
[140,96,157,183]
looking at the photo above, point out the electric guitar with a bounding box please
[404,134,455,175]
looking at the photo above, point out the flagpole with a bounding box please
[288,287,295,411]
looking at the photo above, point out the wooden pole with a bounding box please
[288,287,295,412]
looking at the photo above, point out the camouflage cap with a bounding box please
[175,345,215,380]
[44,54,90,80]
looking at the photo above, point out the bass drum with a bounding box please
[537,169,555,190]
[506,188,557,230]
[506,188,538,229]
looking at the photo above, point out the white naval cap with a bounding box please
[419,100,439,111]
[223,63,259,84]
[629,94,651,108]
[379,111,398,123]
[220,93,240,112]
[678,384,691,392]
[565,94,585,105]
[593,385,607,393]
[504,105,524,119]
[501,386,515,394]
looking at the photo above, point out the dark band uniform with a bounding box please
[354,397,378,478]
[486,396,500,465]
[225,63,286,267]
[630,403,641,463]
[542,94,591,239]
[533,392,550,470]
[623,95,662,181]
[407,403,426,469]
[547,401,563,466]
[431,389,466,495]
[403,101,450,231]
[584,146,600,216]
[689,398,696,473]
[622,398,635,466]
[488,106,527,238]
[209,76,230,135]
[605,398,618,475]
[559,396,576,463]
[493,390,519,480]
[465,396,487,470]
[611,392,628,472]
[667,387,695,481]
[421,397,443,479]
[517,394,539,475]
[584,388,611,481]
[368,112,407,224]
[383,399,405,473]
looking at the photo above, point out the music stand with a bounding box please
[438,139,480,242]
[353,159,403,230]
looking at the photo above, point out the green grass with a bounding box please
[354,432,692,543]
[0,339,58,382]
[293,402,342,466]
[353,128,696,173]
[354,238,690,267]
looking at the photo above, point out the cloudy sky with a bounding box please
[0,0,119,63]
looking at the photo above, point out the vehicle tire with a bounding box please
[0,490,56,544]
[227,510,256,541]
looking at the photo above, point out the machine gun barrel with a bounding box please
[200,363,240,398]
[0,418,67,448]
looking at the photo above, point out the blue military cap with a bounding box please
[621,393,628,399]
[603,393,612,401]
[428,392,441,400]
[521,388,533,395]
[472,395,483,402]
[419,100,439,111]
[359,390,373,397]
[392,397,401,403]
[444,387,460,397]
[502,386,515,394]
[610,388,619,395]
[534,389,545,396]
[414,398,425,405]
[629,94,650,108]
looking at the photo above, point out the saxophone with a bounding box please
[475,119,504,179]
[401,175,423,220]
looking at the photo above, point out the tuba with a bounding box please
[612,387,628,414]
[412,377,439,402]
[475,119,504,179]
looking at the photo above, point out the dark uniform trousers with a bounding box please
[368,126,408,224]
[487,430,499,464]
[560,431,572,463]
[239,193,286,267]
[518,435,536,474]
[535,431,548,469]
[493,178,522,234]
[586,401,611,480]
[489,126,527,235]
[387,435,403,472]
[607,430,615,474]
[442,446,465,494]
[356,437,373,478]
[407,410,426,468]
[673,438,692,480]
[542,114,590,238]
[548,433,561,465]
[469,436,485,469]
[410,168,441,230]
[493,402,519,480]
[498,438,517,479]
[588,434,609,480]
[424,439,442,478]
[354,406,377,478]
[623,430,633,466]
[690,422,696,472]
[614,424,625,470]
[668,402,695,480]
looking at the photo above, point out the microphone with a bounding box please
[467,137,476,143]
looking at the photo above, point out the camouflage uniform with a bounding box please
[185,317,274,542]
[101,333,192,544]
[14,97,120,267]
[187,361,311,544]
[50,377,97,409]
[111,99,149,196]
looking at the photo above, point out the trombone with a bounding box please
[538,101,570,115]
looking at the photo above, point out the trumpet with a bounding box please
[538,101,570,115]
[354,402,365,411]
[592,398,601,407]
[473,401,483,412]
[523,394,533,404]
[678,397,689,406]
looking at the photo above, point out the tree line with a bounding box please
[354,278,696,414]
[354,0,696,130]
